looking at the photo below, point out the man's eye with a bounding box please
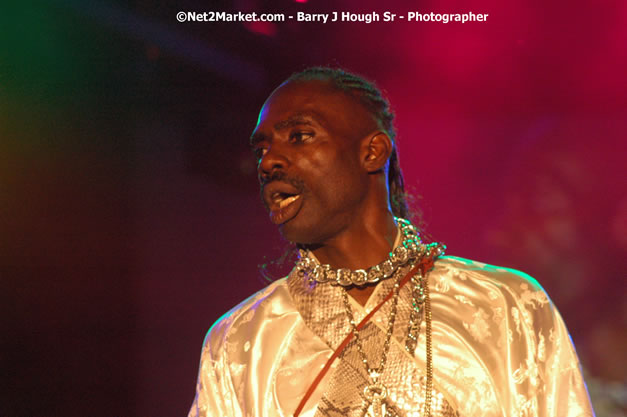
[254,147,267,160]
[290,132,313,143]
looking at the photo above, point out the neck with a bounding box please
[309,210,398,306]
[310,212,397,268]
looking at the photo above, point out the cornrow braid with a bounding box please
[286,67,409,219]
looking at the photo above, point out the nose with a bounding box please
[258,144,289,181]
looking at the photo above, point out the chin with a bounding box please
[279,225,312,245]
[278,218,323,245]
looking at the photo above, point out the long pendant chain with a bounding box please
[423,272,433,417]
[341,272,402,417]
[404,270,433,416]
[343,268,434,417]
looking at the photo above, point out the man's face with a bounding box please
[250,80,378,245]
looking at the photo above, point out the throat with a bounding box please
[346,285,377,307]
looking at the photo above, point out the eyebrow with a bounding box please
[249,113,317,147]
[274,114,315,130]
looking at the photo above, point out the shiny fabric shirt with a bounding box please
[188,256,594,417]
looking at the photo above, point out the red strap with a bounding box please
[293,257,434,416]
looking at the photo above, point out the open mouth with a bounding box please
[263,183,304,225]
[270,191,301,210]
[268,191,302,224]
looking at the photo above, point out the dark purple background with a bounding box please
[2,0,625,416]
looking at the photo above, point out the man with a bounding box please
[188,68,594,417]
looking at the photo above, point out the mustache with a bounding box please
[260,172,305,208]
[260,171,305,191]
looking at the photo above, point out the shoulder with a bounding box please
[202,278,291,352]
[431,255,554,312]
[434,255,545,293]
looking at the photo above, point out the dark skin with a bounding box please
[251,79,398,306]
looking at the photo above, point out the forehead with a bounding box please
[254,80,375,135]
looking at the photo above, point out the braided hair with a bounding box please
[285,67,409,219]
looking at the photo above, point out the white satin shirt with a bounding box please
[188,256,594,417]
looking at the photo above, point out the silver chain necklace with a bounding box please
[296,218,426,287]
[341,270,403,417]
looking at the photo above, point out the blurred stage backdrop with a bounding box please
[1,0,626,416]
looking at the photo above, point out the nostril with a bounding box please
[259,157,287,181]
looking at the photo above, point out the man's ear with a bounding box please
[362,132,392,173]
